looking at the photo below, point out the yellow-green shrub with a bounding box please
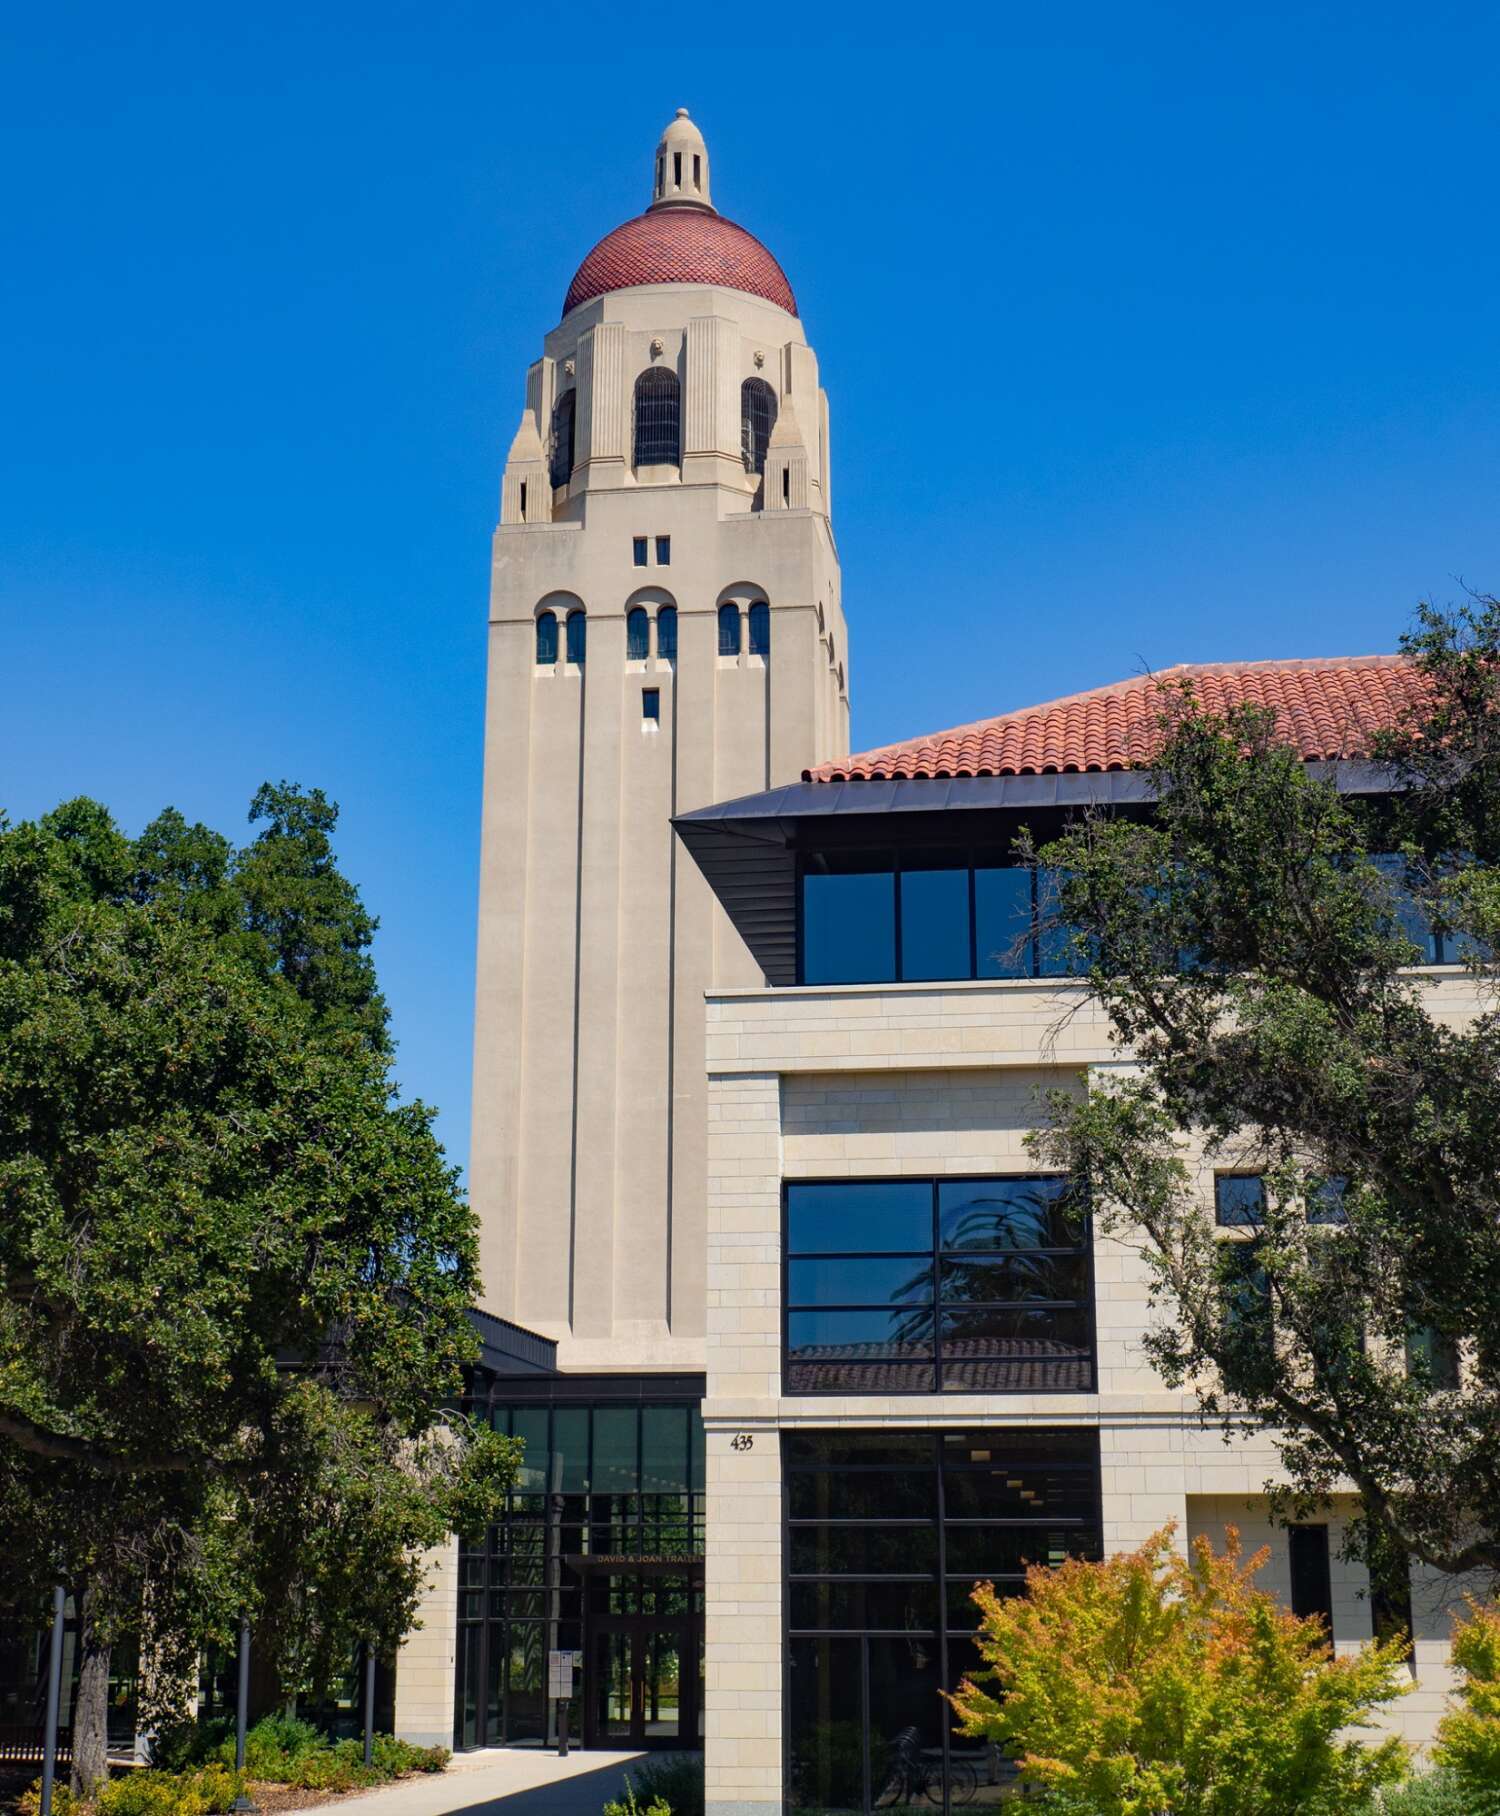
[946,1524,1410,1816]
[93,1766,240,1816]
[1434,1598,1500,1792]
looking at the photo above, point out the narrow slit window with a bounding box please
[673,151,682,188]
[693,153,701,189]
[535,611,558,666]
[642,687,660,722]
[782,467,790,504]
[656,154,664,198]
[748,600,770,657]
[656,606,677,661]
[655,535,670,566]
[518,480,527,519]
[549,390,576,489]
[718,603,741,656]
[633,536,648,567]
[565,609,586,665]
[626,607,650,661]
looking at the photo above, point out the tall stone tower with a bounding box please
[471,110,850,1372]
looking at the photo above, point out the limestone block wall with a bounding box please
[393,1538,459,1749]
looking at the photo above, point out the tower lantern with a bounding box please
[650,107,713,211]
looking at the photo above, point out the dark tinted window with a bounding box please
[565,609,586,664]
[1406,1324,1461,1391]
[641,688,660,722]
[748,600,770,656]
[549,390,576,488]
[655,606,677,661]
[1289,1524,1334,1640]
[534,611,558,666]
[900,857,970,982]
[626,607,650,660]
[1215,1175,1265,1227]
[633,367,680,466]
[800,853,895,985]
[632,536,648,567]
[655,535,670,566]
[717,602,741,655]
[974,866,1033,977]
[740,377,777,474]
[786,1176,1092,1395]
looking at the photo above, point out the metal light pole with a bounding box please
[39,1584,66,1816]
[230,1618,257,1815]
[361,1644,375,1768]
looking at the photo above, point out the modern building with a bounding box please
[389,109,1477,1813]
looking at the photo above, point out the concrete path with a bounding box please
[327,1749,653,1816]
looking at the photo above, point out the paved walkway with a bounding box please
[329,1749,651,1816]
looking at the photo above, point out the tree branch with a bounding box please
[0,1408,200,1476]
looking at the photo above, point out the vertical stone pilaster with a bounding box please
[392,1537,459,1748]
[578,321,627,475]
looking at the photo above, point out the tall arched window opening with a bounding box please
[718,603,742,657]
[657,606,677,661]
[748,601,770,657]
[740,378,777,475]
[535,611,558,666]
[626,607,650,661]
[549,391,576,489]
[633,368,681,468]
[566,609,587,665]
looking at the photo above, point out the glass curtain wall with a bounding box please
[455,1403,705,1749]
[786,1430,1102,1815]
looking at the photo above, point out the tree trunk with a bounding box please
[70,1576,112,1798]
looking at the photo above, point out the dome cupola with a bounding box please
[650,107,712,211]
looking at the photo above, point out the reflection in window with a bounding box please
[626,607,650,660]
[784,1176,1093,1395]
[565,609,586,664]
[1214,1175,1264,1227]
[535,611,558,666]
[718,602,741,656]
[656,606,677,661]
[785,1429,1102,1815]
[799,854,1086,986]
[748,600,770,656]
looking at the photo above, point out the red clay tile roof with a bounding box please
[563,208,798,317]
[807,656,1427,782]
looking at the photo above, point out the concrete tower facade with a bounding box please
[470,110,850,1371]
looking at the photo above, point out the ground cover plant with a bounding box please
[947,1525,1409,1815]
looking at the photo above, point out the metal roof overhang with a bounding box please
[671,763,1399,986]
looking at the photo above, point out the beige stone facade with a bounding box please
[699,975,1483,1811]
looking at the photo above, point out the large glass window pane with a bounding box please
[788,1307,936,1356]
[552,1408,589,1494]
[786,1433,936,1469]
[642,1406,689,1494]
[689,1410,705,1491]
[592,1407,638,1494]
[938,1304,1092,1349]
[789,1256,934,1307]
[788,1181,932,1255]
[802,854,896,984]
[789,1525,939,1576]
[974,865,1033,978]
[939,1177,1084,1250]
[1036,868,1088,975]
[944,1525,1092,1575]
[787,1638,864,1816]
[1215,1175,1265,1228]
[899,857,971,982]
[942,1460,1098,1523]
[787,1469,937,1523]
[866,1636,944,1806]
[789,1581,940,1634]
[504,1626,546,1743]
[511,1408,549,1493]
[1371,853,1440,963]
[939,1253,1089,1306]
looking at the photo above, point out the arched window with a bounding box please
[748,601,770,657]
[626,607,650,661]
[657,606,677,661]
[740,378,777,475]
[535,610,558,666]
[718,603,742,657]
[566,609,586,665]
[549,391,576,489]
[633,368,681,467]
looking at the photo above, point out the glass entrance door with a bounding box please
[590,1620,697,1749]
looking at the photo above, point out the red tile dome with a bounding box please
[563,208,798,318]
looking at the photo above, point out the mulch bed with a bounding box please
[0,1768,440,1816]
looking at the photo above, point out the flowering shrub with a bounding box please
[946,1524,1410,1816]
[1433,1598,1500,1794]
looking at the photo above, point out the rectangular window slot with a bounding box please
[655,535,670,566]
[673,151,682,187]
[632,536,648,567]
[642,688,661,723]
[518,480,527,519]
[693,153,701,189]
[1289,1525,1334,1640]
[782,466,790,503]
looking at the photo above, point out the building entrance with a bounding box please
[588,1617,700,1748]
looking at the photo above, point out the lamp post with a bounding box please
[361,1644,375,1768]
[39,1584,66,1816]
[230,1618,257,1815]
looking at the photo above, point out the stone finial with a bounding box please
[648,108,714,214]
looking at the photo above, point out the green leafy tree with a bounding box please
[0,787,517,1792]
[947,1525,1409,1815]
[1434,1598,1500,1793]
[1027,598,1500,1590]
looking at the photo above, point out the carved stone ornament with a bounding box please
[563,358,576,378]
[650,337,664,357]
[753,349,765,368]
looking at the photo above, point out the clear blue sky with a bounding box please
[3,3,1496,1176]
